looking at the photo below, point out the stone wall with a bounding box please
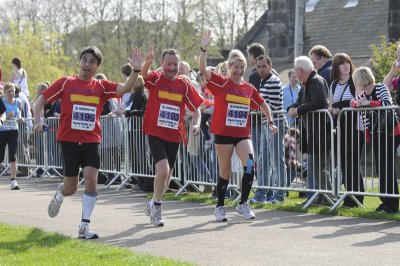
[267,0,295,59]
[389,0,400,42]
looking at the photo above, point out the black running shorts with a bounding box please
[147,135,180,168]
[214,134,250,146]
[59,141,100,177]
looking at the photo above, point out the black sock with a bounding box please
[154,202,161,206]
[10,178,15,181]
[240,171,254,204]
[216,177,229,207]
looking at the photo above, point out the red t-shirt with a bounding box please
[42,76,119,143]
[206,71,264,138]
[143,71,203,143]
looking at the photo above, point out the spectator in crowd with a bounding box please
[33,46,143,239]
[33,82,50,178]
[115,75,149,189]
[288,56,331,206]
[383,43,400,104]
[0,82,23,189]
[14,84,32,176]
[284,128,301,188]
[309,45,333,88]
[328,53,364,208]
[141,47,203,227]
[120,63,133,108]
[9,57,30,98]
[352,67,399,213]
[199,30,277,222]
[247,43,265,90]
[252,55,287,204]
[282,69,300,126]
[96,73,123,186]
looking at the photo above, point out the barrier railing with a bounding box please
[4,106,399,212]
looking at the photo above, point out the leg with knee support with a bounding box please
[240,154,255,204]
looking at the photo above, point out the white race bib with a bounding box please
[225,103,249,127]
[157,104,180,129]
[2,120,17,130]
[71,104,96,131]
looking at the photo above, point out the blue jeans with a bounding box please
[253,119,288,202]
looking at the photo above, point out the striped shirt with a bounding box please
[330,80,363,130]
[259,73,284,122]
[355,83,393,129]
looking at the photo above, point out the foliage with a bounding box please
[0,223,192,265]
[0,21,75,100]
[370,35,400,82]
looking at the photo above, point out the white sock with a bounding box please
[82,192,97,221]
[149,199,154,207]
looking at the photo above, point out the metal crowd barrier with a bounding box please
[331,106,400,211]
[4,106,400,212]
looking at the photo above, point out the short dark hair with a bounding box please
[79,46,103,65]
[14,83,21,94]
[95,73,107,80]
[161,49,180,62]
[288,69,294,79]
[247,43,265,58]
[309,45,332,59]
[255,55,272,65]
[12,58,22,69]
[120,63,133,77]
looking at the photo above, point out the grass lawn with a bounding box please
[0,223,192,266]
[163,190,400,221]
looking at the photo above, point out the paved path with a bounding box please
[1,177,400,266]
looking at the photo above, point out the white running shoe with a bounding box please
[48,189,63,218]
[78,223,99,239]
[150,205,164,226]
[145,201,151,217]
[236,202,255,220]
[10,180,20,190]
[214,206,228,222]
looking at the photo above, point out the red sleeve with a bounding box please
[99,79,119,100]
[182,79,203,111]
[144,71,161,91]
[250,84,265,110]
[206,71,228,96]
[42,77,69,104]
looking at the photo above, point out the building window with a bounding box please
[344,0,359,8]
[305,0,321,12]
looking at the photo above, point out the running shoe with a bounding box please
[78,223,99,239]
[214,206,228,222]
[150,205,164,226]
[236,202,255,220]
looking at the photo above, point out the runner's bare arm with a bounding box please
[116,47,144,96]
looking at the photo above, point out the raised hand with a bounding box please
[201,29,213,49]
[145,46,157,65]
[129,47,143,71]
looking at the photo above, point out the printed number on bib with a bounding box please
[226,103,249,127]
[157,104,180,129]
[71,104,96,131]
[2,120,17,130]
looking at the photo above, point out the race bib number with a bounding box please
[226,103,249,127]
[71,104,96,131]
[157,104,180,129]
[2,120,17,130]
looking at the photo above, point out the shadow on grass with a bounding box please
[0,226,68,254]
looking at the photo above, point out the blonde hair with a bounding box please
[352,67,375,90]
[227,49,247,68]
[3,82,16,92]
[133,75,145,93]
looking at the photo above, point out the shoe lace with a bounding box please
[154,206,163,220]
[217,207,226,217]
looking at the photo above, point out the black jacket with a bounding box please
[125,92,147,117]
[289,71,329,153]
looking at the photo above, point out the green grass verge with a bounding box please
[0,223,192,266]
[162,191,400,221]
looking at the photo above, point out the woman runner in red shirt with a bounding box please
[198,30,277,222]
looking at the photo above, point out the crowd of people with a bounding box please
[0,32,400,239]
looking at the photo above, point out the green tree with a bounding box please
[0,21,75,99]
[370,35,400,82]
